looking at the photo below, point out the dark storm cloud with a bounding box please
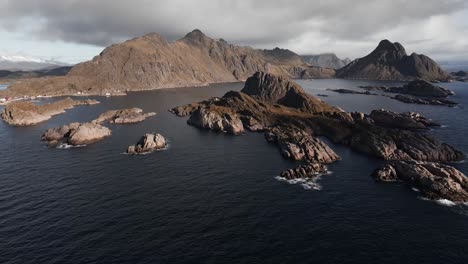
[0,0,466,59]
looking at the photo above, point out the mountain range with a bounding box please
[0,31,451,97]
[0,55,69,71]
[301,53,351,69]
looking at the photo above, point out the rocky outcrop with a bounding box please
[93,108,156,124]
[280,162,329,180]
[336,40,450,81]
[1,30,315,98]
[1,97,99,126]
[172,72,465,197]
[369,109,439,130]
[127,133,167,154]
[372,161,468,203]
[265,126,340,162]
[187,108,245,135]
[392,94,458,107]
[389,80,454,97]
[301,53,351,69]
[41,122,111,146]
[241,71,338,113]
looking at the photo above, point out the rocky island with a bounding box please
[93,108,156,124]
[127,133,167,154]
[1,97,99,126]
[358,79,458,107]
[41,122,112,147]
[171,71,466,202]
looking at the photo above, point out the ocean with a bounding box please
[1,79,467,264]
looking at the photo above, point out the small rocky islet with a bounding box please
[170,71,467,203]
[127,133,167,154]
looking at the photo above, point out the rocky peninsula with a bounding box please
[1,97,99,126]
[171,71,466,202]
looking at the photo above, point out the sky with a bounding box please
[0,0,467,64]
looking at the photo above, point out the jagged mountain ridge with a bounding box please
[3,30,318,96]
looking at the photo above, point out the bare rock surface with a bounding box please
[94,108,156,124]
[369,109,439,130]
[127,133,167,154]
[372,161,468,202]
[265,126,340,163]
[1,97,99,126]
[42,122,111,146]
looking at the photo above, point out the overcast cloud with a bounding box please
[0,0,467,62]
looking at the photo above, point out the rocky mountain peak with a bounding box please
[336,40,450,81]
[182,29,212,43]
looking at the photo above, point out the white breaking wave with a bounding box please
[274,171,332,191]
[56,143,86,149]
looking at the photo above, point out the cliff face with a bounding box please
[301,53,351,69]
[3,30,317,97]
[336,40,450,81]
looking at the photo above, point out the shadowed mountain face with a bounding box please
[2,30,320,97]
[336,40,450,81]
[301,53,351,69]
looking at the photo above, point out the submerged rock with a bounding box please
[42,122,111,146]
[372,161,468,203]
[127,133,167,154]
[93,108,156,124]
[1,97,99,126]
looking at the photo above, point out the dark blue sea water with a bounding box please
[1,79,467,264]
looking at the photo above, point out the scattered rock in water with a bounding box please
[127,133,167,154]
[42,122,111,147]
[1,97,99,126]
[369,109,440,130]
[93,108,156,124]
[372,160,468,203]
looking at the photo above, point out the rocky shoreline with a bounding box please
[171,71,467,203]
[1,97,99,126]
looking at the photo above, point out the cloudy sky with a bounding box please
[0,0,467,64]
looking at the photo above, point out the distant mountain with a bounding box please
[0,66,73,80]
[336,40,450,81]
[301,53,351,69]
[3,29,335,97]
[0,55,69,71]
